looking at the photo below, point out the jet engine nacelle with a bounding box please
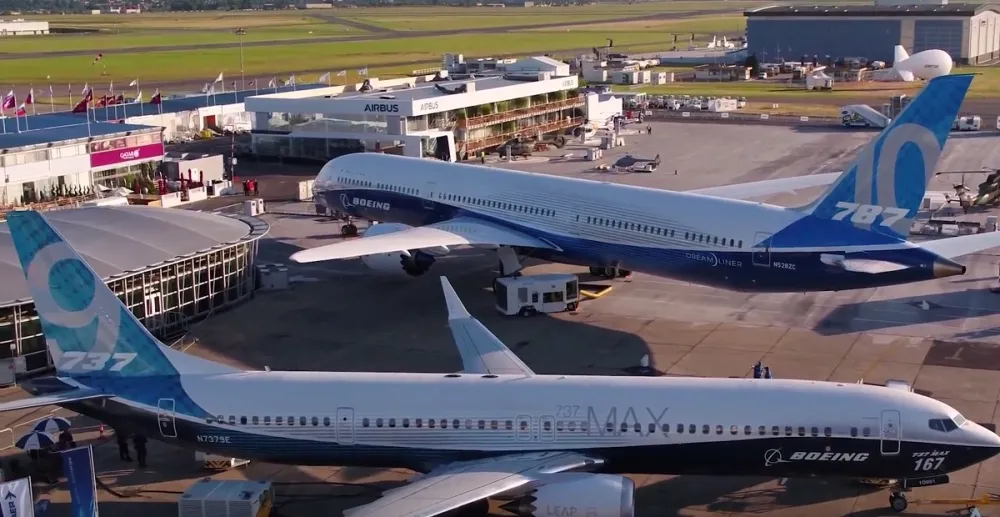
[499,473,635,517]
[358,223,449,277]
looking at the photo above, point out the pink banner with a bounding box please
[89,142,164,169]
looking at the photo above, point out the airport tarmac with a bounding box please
[5,121,1000,516]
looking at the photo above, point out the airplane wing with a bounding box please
[687,172,842,200]
[343,452,602,517]
[440,277,534,377]
[916,232,1000,259]
[0,388,112,412]
[290,217,558,264]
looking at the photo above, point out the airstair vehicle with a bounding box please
[841,104,891,129]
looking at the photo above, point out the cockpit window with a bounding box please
[953,414,968,427]
[929,418,960,432]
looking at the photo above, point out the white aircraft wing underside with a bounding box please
[687,172,842,200]
[289,217,558,264]
[440,277,535,377]
[343,451,602,517]
[0,388,113,413]
[916,232,1000,259]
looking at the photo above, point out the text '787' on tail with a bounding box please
[798,74,973,240]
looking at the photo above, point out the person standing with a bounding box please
[116,430,132,462]
[752,361,763,379]
[133,434,148,468]
[763,366,773,379]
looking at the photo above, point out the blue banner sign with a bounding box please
[61,446,98,517]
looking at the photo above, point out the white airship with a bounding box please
[874,45,953,82]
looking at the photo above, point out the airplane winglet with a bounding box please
[439,277,535,377]
[440,277,472,320]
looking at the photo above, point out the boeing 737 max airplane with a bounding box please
[1,210,999,515]
[291,74,1000,293]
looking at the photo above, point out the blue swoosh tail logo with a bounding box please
[797,74,973,240]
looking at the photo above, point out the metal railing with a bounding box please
[461,117,584,154]
[0,407,74,452]
[643,108,840,127]
[458,98,585,130]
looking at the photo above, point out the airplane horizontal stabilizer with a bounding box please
[440,277,535,377]
[0,388,112,413]
[290,217,558,264]
[916,232,1000,260]
[687,172,842,200]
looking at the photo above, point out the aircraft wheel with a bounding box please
[518,307,536,317]
[589,266,603,276]
[567,302,578,311]
[341,224,358,237]
[602,267,618,279]
[618,269,632,278]
[889,493,908,512]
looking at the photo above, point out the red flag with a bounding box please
[15,103,25,117]
[115,94,124,104]
[150,89,162,105]
[249,79,256,87]
[84,88,93,102]
[95,95,108,108]
[2,90,14,111]
[92,53,103,65]
[71,96,89,113]
[24,89,33,106]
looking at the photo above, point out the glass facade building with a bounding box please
[0,214,267,375]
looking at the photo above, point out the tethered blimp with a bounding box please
[892,44,954,80]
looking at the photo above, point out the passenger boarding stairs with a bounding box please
[841,104,891,129]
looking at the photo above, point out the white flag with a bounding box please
[0,477,34,517]
[128,79,138,87]
[135,90,142,102]
[318,72,330,83]
[358,67,368,76]
[337,70,347,77]
[268,78,276,88]
[214,72,224,84]
[288,74,296,86]
[81,83,89,95]
[200,83,210,94]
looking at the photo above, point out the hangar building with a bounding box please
[0,206,268,375]
[745,2,1000,64]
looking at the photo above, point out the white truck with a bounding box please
[953,115,982,131]
[494,274,580,316]
[841,104,891,129]
[707,98,738,112]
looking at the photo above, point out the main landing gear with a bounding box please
[588,266,631,279]
[889,491,908,512]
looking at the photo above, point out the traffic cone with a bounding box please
[98,424,105,439]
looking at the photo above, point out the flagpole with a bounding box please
[30,84,35,115]
[68,84,73,107]
[49,86,54,113]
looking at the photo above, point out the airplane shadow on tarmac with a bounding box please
[813,288,1000,335]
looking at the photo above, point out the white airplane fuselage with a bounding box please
[43,371,1000,479]
[314,153,952,292]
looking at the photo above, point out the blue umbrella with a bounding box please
[32,417,72,435]
[16,431,56,451]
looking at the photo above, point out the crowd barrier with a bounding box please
[644,108,840,127]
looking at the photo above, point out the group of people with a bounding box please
[115,429,149,468]
[241,179,260,197]
[752,361,774,379]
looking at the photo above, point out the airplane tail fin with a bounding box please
[795,74,972,239]
[7,211,181,378]
[894,45,909,64]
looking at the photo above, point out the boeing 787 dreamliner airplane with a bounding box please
[2,210,999,515]
[291,74,1000,293]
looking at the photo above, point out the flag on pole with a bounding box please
[318,72,331,84]
[81,83,90,95]
[150,89,162,105]
[2,90,14,110]
[267,78,276,88]
[48,85,53,97]
[288,74,296,86]
[15,103,26,117]
[231,81,236,91]
[129,79,138,87]
[134,90,142,103]
[72,96,89,113]
[24,89,33,105]
[336,70,347,77]
[248,79,256,87]
[91,53,103,65]
[200,83,210,94]
[214,72,224,84]
[358,67,368,76]
[108,80,114,94]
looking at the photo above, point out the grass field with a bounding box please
[6,31,680,83]
[522,14,745,34]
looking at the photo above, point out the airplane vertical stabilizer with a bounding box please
[6,211,234,379]
[796,74,972,239]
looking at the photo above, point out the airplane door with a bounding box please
[336,407,355,445]
[157,398,177,438]
[516,415,533,441]
[880,410,901,455]
[423,182,436,210]
[539,416,556,442]
[751,232,773,267]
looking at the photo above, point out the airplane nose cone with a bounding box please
[932,257,966,278]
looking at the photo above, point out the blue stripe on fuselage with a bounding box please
[319,188,942,292]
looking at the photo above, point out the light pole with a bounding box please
[235,28,247,90]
